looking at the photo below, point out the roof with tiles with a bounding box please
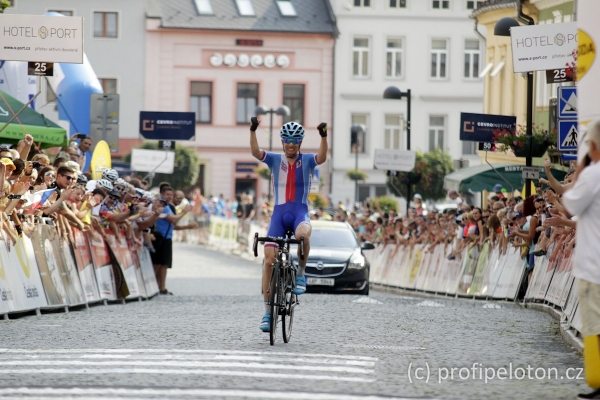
[146,0,338,36]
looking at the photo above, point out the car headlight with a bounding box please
[348,250,366,269]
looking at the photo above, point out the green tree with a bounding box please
[0,0,11,13]
[387,148,453,201]
[125,142,200,189]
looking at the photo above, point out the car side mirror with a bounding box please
[361,242,375,250]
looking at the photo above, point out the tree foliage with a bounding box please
[387,148,453,201]
[0,0,10,13]
[370,196,399,213]
[125,142,200,190]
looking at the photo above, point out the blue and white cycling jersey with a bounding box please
[261,152,318,207]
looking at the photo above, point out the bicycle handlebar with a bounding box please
[253,232,305,259]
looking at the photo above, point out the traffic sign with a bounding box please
[558,120,578,151]
[373,149,416,172]
[557,87,577,119]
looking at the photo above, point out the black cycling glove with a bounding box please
[317,122,327,138]
[250,117,260,132]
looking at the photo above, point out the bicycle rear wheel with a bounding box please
[282,266,295,343]
[269,263,280,346]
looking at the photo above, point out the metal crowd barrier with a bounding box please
[0,222,159,318]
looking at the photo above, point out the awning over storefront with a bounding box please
[444,163,566,193]
[0,90,67,148]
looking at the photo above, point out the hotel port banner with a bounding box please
[71,228,101,303]
[87,230,118,300]
[31,225,68,306]
[0,235,48,312]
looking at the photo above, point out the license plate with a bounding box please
[306,277,334,286]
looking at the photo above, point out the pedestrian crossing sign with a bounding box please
[557,87,577,120]
[558,120,578,151]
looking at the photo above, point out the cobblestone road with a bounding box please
[0,242,587,399]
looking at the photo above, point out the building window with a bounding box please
[94,12,118,38]
[430,39,448,79]
[386,38,403,78]
[466,1,484,10]
[384,114,402,150]
[236,83,258,124]
[350,113,368,154]
[464,39,480,79]
[283,84,304,124]
[48,9,73,16]
[99,78,117,94]
[190,81,212,124]
[194,0,213,15]
[354,0,371,6]
[462,141,477,155]
[389,0,407,8]
[276,0,297,16]
[352,37,370,78]
[432,0,450,9]
[428,115,446,151]
[235,0,255,16]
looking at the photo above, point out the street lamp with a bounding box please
[255,105,290,201]
[494,1,534,198]
[383,86,413,213]
[383,86,411,150]
[350,124,365,203]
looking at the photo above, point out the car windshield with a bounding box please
[311,228,358,248]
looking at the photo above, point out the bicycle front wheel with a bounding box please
[269,263,280,346]
[282,267,295,343]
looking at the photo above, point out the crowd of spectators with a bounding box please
[297,159,578,296]
[0,133,203,295]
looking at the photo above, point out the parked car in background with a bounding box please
[292,220,374,295]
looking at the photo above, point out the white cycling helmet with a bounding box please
[280,122,304,144]
[96,179,114,191]
[102,168,119,182]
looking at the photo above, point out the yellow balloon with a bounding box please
[90,140,112,180]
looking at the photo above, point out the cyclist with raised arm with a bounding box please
[250,117,328,332]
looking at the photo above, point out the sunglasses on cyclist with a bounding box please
[282,138,302,145]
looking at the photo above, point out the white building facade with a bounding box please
[330,0,485,205]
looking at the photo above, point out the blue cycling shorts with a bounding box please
[266,202,310,242]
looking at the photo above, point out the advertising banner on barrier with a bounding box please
[87,230,117,300]
[31,225,68,306]
[137,247,159,297]
[1,236,48,311]
[41,226,85,306]
[58,239,86,306]
[72,229,101,302]
[127,239,147,299]
[105,233,141,299]
[0,231,17,313]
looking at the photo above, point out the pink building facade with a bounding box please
[144,1,336,202]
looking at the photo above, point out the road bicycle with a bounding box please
[253,231,304,345]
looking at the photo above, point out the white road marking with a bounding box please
[0,360,373,374]
[482,303,502,309]
[415,300,444,307]
[0,353,376,367]
[0,387,428,400]
[352,297,383,304]
[0,348,377,361]
[0,368,376,383]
